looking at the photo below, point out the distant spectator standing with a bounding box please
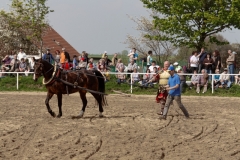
[102,51,107,58]
[226,50,235,83]
[190,51,199,73]
[55,50,60,65]
[111,53,118,66]
[127,50,134,62]
[104,55,112,68]
[60,48,70,64]
[42,49,54,64]
[132,48,138,63]
[17,48,26,60]
[203,53,213,81]
[147,50,153,68]
[198,47,207,73]
[60,48,66,64]
[212,50,221,73]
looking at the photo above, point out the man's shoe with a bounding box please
[159,115,166,120]
[157,111,163,115]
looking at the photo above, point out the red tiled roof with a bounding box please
[42,27,80,58]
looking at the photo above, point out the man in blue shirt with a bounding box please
[42,49,54,64]
[160,65,189,120]
[132,48,138,63]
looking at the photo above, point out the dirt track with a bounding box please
[0,92,240,160]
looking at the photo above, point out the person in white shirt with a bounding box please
[148,61,159,73]
[190,51,199,73]
[17,48,26,60]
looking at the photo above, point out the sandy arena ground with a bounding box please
[0,92,240,160]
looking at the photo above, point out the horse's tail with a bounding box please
[94,70,108,106]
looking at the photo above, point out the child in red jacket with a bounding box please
[61,59,72,70]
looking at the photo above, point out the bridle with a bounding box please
[34,62,56,85]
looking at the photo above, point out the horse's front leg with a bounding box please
[45,92,56,117]
[57,93,62,118]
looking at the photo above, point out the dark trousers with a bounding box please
[162,95,189,118]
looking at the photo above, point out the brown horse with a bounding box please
[33,59,107,118]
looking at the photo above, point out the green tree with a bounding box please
[125,14,176,64]
[140,0,240,51]
[0,0,53,56]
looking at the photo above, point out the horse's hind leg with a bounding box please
[57,93,62,118]
[91,93,104,117]
[77,91,88,118]
[45,92,56,117]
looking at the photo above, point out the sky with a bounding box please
[1,0,240,54]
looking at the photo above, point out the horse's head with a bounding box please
[33,59,43,81]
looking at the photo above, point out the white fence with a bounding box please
[0,71,239,94]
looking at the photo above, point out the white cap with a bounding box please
[173,62,179,66]
[62,48,65,51]
[104,51,107,53]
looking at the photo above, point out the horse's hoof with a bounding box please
[57,114,62,118]
[99,112,104,118]
[50,112,56,117]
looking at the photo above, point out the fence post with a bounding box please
[17,73,19,90]
[130,73,133,93]
[212,74,214,94]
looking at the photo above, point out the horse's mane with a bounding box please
[40,59,54,69]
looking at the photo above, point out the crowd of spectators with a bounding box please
[187,47,238,92]
[1,47,239,92]
[0,48,35,77]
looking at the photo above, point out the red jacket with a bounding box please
[62,62,72,70]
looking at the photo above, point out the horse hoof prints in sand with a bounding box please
[33,59,107,118]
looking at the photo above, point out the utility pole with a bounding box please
[37,0,43,58]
